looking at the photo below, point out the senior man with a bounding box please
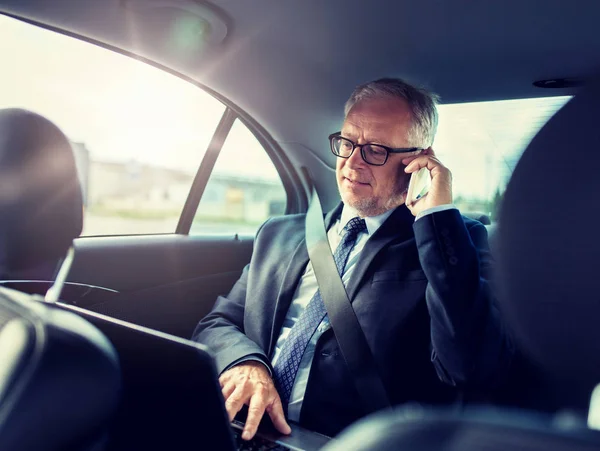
[193,78,513,439]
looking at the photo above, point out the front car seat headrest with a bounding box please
[0,287,120,451]
[0,109,83,273]
[497,78,600,398]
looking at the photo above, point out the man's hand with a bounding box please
[402,147,453,216]
[219,361,291,441]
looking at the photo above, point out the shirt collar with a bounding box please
[338,204,396,237]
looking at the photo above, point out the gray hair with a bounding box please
[344,78,439,148]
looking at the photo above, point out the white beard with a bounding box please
[339,186,407,217]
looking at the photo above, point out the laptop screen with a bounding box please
[56,303,238,450]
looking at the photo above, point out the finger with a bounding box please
[219,376,227,389]
[242,393,268,440]
[267,395,292,435]
[219,371,232,388]
[224,386,248,422]
[403,155,431,172]
[221,382,236,400]
[423,146,435,156]
[400,153,423,169]
[404,155,443,173]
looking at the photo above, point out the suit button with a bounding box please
[449,256,458,265]
[446,246,455,256]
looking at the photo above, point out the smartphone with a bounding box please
[406,167,431,205]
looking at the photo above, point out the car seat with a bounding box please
[0,108,120,451]
[0,108,83,286]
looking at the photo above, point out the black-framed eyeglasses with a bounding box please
[328,132,423,166]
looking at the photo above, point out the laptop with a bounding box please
[55,302,331,451]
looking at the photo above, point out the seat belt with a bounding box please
[304,184,391,414]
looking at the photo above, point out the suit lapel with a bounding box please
[267,203,343,354]
[346,205,415,299]
[323,202,343,231]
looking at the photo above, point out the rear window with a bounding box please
[435,96,570,221]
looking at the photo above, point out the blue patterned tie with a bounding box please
[273,217,367,408]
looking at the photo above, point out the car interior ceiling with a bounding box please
[0,0,600,450]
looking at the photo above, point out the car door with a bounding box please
[70,114,304,339]
[0,14,305,339]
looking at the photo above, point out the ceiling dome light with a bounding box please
[121,0,229,49]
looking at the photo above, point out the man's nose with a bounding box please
[347,145,366,168]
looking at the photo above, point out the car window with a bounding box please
[435,96,570,221]
[191,119,287,235]
[0,14,226,236]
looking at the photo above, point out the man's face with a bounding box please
[337,97,421,217]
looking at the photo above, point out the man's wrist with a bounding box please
[222,355,272,377]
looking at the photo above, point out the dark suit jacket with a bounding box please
[193,203,513,436]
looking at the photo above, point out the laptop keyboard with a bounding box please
[232,428,290,451]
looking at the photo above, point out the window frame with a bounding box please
[1,12,306,237]
[178,112,298,235]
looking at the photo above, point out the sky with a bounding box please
[0,14,570,201]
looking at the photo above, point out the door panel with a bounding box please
[68,234,254,338]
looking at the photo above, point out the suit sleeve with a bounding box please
[191,223,272,376]
[413,209,514,388]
